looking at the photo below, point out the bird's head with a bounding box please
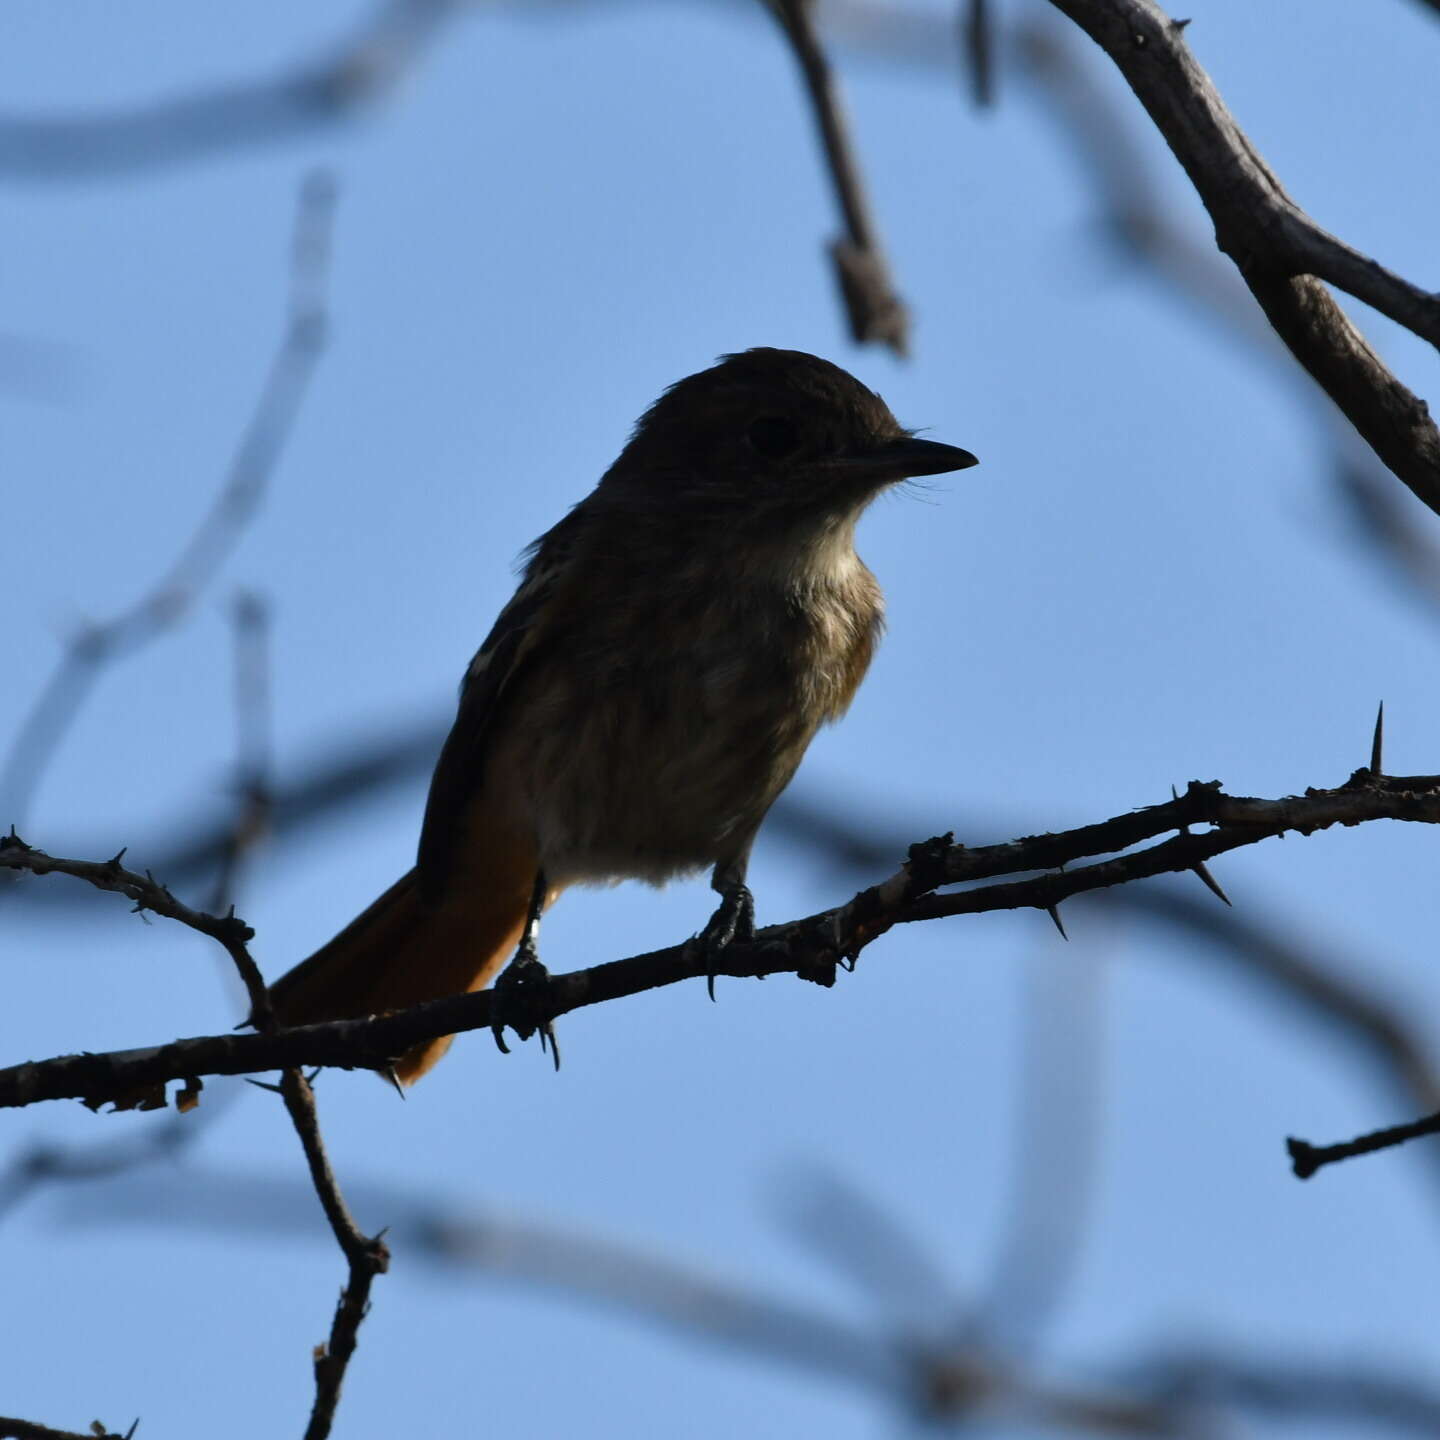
[602,348,977,520]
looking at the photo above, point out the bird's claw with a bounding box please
[694,884,756,1000]
[490,941,561,1070]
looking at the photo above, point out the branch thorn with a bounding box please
[1046,904,1069,940]
[1191,861,1232,906]
[1370,700,1385,775]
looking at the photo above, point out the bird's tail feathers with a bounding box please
[267,864,530,1083]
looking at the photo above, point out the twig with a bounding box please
[1041,0,1440,513]
[1015,13,1440,666]
[0,172,334,828]
[1288,1112,1440,1180]
[764,0,910,354]
[1,832,269,1030]
[278,1071,390,1440]
[8,764,1440,1108]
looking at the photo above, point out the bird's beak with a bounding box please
[839,435,979,481]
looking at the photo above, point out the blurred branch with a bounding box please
[764,0,910,353]
[778,1167,961,1336]
[65,1157,1440,1435]
[0,1085,240,1224]
[1042,0,1440,514]
[0,712,447,924]
[8,764,1440,1109]
[0,0,458,182]
[772,791,1440,1184]
[0,174,334,829]
[1141,1347,1440,1434]
[961,0,997,107]
[968,933,1107,1355]
[208,592,276,917]
[1127,888,1440,1120]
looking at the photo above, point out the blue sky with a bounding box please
[6,2,1440,1435]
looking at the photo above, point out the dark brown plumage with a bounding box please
[267,349,977,1079]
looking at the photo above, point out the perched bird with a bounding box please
[267,348,976,1080]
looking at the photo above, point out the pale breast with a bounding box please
[488,543,882,888]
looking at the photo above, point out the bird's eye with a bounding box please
[747,415,801,460]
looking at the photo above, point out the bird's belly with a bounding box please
[492,639,842,887]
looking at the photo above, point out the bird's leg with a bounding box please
[491,869,560,1069]
[697,855,757,1000]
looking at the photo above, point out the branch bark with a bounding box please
[6,764,1440,1110]
[1045,0,1440,514]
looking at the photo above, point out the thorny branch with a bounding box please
[204,591,386,1437]
[278,1070,390,1440]
[1044,0,1440,514]
[0,1420,131,1440]
[6,763,1440,1111]
[764,0,910,354]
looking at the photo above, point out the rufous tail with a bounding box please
[267,865,532,1083]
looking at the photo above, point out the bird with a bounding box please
[266,348,977,1081]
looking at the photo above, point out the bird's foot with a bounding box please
[692,883,756,1001]
[490,937,560,1070]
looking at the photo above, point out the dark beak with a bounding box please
[840,435,979,481]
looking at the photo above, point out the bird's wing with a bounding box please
[415,529,574,905]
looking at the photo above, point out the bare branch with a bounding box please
[8,766,1440,1109]
[1044,0,1440,514]
[765,0,910,353]
[1,832,269,1031]
[0,1419,129,1440]
[278,1071,390,1440]
[184,588,387,1437]
[1288,1110,1440,1180]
